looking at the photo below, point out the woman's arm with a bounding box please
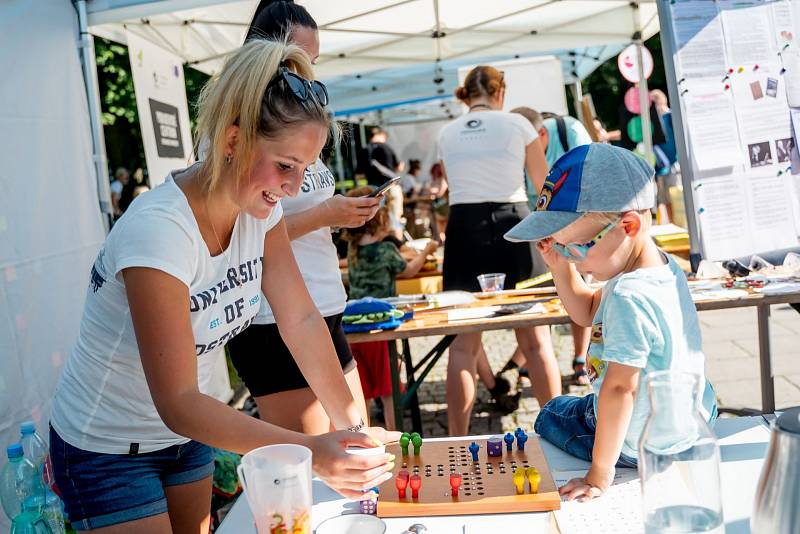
[524,137,549,193]
[285,195,381,240]
[124,266,395,498]
[261,219,366,429]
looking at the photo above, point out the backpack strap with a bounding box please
[555,116,569,153]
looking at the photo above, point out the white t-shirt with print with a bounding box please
[437,110,538,206]
[50,170,283,454]
[255,158,346,323]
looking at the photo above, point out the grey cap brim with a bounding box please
[504,210,582,243]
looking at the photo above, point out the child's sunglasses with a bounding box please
[267,67,329,107]
[551,217,621,262]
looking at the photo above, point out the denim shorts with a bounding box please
[50,426,214,530]
[534,394,639,468]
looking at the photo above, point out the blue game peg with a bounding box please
[517,432,528,451]
[504,433,515,452]
[468,441,480,462]
[514,427,525,438]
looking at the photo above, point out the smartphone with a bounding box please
[367,176,401,197]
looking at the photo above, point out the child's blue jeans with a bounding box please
[534,394,639,468]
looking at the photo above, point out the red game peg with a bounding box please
[449,473,462,497]
[724,84,731,90]
[409,474,422,499]
[396,470,410,498]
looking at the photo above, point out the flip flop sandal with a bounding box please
[573,356,590,385]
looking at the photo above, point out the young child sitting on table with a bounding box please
[505,143,717,502]
[342,186,439,429]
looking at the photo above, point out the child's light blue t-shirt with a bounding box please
[588,254,717,459]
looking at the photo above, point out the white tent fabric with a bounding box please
[87,0,659,114]
[0,0,106,529]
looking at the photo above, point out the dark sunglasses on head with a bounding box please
[267,67,329,107]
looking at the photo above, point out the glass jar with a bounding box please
[639,371,723,533]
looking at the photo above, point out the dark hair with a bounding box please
[455,65,505,103]
[340,186,390,267]
[370,126,386,139]
[409,159,422,173]
[245,0,317,43]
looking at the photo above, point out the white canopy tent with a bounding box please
[87,0,659,115]
[0,7,661,527]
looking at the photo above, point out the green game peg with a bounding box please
[399,432,411,456]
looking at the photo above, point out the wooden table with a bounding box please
[347,287,800,433]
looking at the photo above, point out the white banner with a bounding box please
[127,31,193,187]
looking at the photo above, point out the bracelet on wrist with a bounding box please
[346,418,365,433]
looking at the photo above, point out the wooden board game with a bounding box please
[376,435,561,518]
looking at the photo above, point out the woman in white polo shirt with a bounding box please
[437,65,561,436]
[49,40,396,532]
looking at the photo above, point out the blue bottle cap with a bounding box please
[7,444,23,459]
[20,421,36,435]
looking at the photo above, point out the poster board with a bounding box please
[126,31,194,187]
[661,0,800,262]
[457,56,568,116]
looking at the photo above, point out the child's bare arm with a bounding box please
[398,242,438,278]
[538,238,601,325]
[559,362,639,502]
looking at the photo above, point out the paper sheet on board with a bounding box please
[693,178,753,260]
[720,1,775,66]
[682,81,742,170]
[744,172,800,249]
[670,0,725,81]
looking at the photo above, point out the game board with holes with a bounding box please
[375,432,561,518]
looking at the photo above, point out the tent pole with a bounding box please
[656,0,702,270]
[75,0,112,232]
[632,3,653,165]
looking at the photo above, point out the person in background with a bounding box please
[506,143,716,502]
[110,167,129,218]
[437,66,560,436]
[226,0,382,436]
[49,40,396,533]
[362,127,404,187]
[428,161,449,242]
[341,186,439,429]
[593,118,621,144]
[511,106,593,386]
[650,89,679,223]
[400,159,423,196]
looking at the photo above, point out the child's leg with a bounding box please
[534,394,597,462]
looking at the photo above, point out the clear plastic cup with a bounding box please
[477,273,506,293]
[237,444,312,534]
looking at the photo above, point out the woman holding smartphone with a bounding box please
[227,0,383,435]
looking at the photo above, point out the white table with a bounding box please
[217,417,772,534]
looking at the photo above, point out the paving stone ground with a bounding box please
[393,304,800,437]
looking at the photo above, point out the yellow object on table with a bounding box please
[397,274,442,295]
[513,467,526,495]
[526,467,541,494]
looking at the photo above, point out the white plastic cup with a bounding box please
[237,444,312,534]
[477,273,506,293]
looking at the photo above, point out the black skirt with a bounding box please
[443,202,534,292]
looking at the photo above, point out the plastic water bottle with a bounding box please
[20,422,54,490]
[1,444,39,520]
[24,493,64,534]
[10,498,52,533]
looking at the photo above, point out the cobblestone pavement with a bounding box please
[392,304,800,437]
[395,324,590,437]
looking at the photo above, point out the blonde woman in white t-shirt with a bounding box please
[49,40,397,533]
[437,65,561,436]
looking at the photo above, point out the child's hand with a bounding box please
[424,241,439,254]
[536,237,568,271]
[559,466,614,502]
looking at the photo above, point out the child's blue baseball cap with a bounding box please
[505,143,656,242]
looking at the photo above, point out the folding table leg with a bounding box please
[387,340,404,432]
[757,304,775,414]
